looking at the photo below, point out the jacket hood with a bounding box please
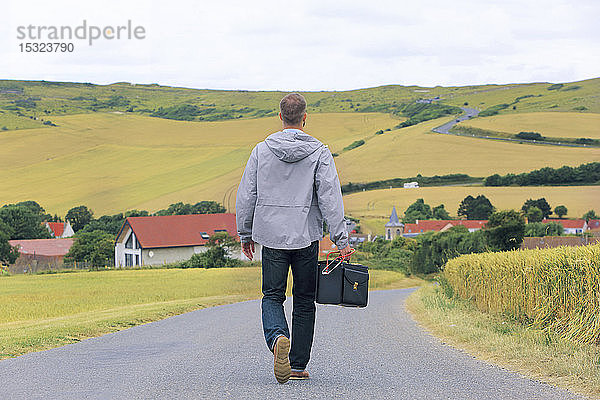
[264,129,324,163]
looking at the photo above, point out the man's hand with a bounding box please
[339,245,352,258]
[242,240,255,261]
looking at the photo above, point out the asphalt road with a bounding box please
[0,289,586,400]
[432,107,480,134]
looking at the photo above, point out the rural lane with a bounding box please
[0,289,585,400]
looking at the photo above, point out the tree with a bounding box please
[410,226,489,274]
[80,213,125,235]
[154,201,226,216]
[458,195,494,220]
[0,221,19,265]
[14,201,51,220]
[402,199,432,223]
[521,198,552,219]
[554,205,568,218]
[524,222,563,237]
[183,232,241,268]
[583,210,598,222]
[484,210,526,251]
[66,205,94,232]
[525,206,543,223]
[432,204,450,220]
[64,230,114,268]
[0,205,51,239]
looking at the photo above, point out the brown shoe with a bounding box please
[290,370,309,380]
[273,336,291,384]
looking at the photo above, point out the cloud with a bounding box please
[1,0,598,90]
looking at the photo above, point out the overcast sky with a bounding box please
[2,0,599,90]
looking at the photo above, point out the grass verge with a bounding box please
[0,267,419,359]
[406,284,600,399]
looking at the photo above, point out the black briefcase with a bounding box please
[316,253,369,308]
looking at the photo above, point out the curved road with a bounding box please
[433,107,593,148]
[432,107,480,134]
[0,289,585,399]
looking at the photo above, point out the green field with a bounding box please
[0,267,418,359]
[458,112,600,139]
[1,78,599,217]
[343,185,600,234]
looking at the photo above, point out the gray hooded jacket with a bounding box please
[236,128,348,250]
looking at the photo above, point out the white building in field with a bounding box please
[403,182,419,188]
[114,213,257,267]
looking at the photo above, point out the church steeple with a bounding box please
[385,206,404,240]
[385,206,403,227]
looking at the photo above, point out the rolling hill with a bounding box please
[0,78,599,224]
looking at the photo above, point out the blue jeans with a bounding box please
[261,241,318,371]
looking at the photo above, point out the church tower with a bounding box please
[385,206,404,240]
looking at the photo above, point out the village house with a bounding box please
[8,238,74,273]
[114,213,256,267]
[402,219,488,237]
[542,218,587,235]
[44,221,75,238]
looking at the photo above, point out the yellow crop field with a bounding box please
[459,112,600,139]
[334,117,600,184]
[343,185,600,234]
[444,244,600,345]
[0,112,397,215]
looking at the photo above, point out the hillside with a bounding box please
[0,77,599,220]
[1,77,599,131]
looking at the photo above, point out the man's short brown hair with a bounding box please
[279,93,307,126]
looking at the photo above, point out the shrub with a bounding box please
[515,131,544,140]
[343,139,365,151]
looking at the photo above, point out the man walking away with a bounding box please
[236,93,351,384]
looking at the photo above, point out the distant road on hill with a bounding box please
[0,289,584,399]
[432,107,480,134]
[433,107,595,148]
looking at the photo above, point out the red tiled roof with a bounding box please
[449,220,488,229]
[9,238,74,256]
[120,214,238,248]
[46,222,65,237]
[542,219,586,229]
[404,220,487,233]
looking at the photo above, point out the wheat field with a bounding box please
[458,112,600,139]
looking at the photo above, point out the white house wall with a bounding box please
[141,246,202,266]
[114,227,142,267]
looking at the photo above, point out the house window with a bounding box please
[125,254,133,266]
[200,232,210,239]
[134,236,140,249]
[214,229,227,233]
[386,229,390,240]
[396,229,400,235]
[125,233,134,249]
[135,254,140,266]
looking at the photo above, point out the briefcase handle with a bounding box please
[322,249,355,275]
